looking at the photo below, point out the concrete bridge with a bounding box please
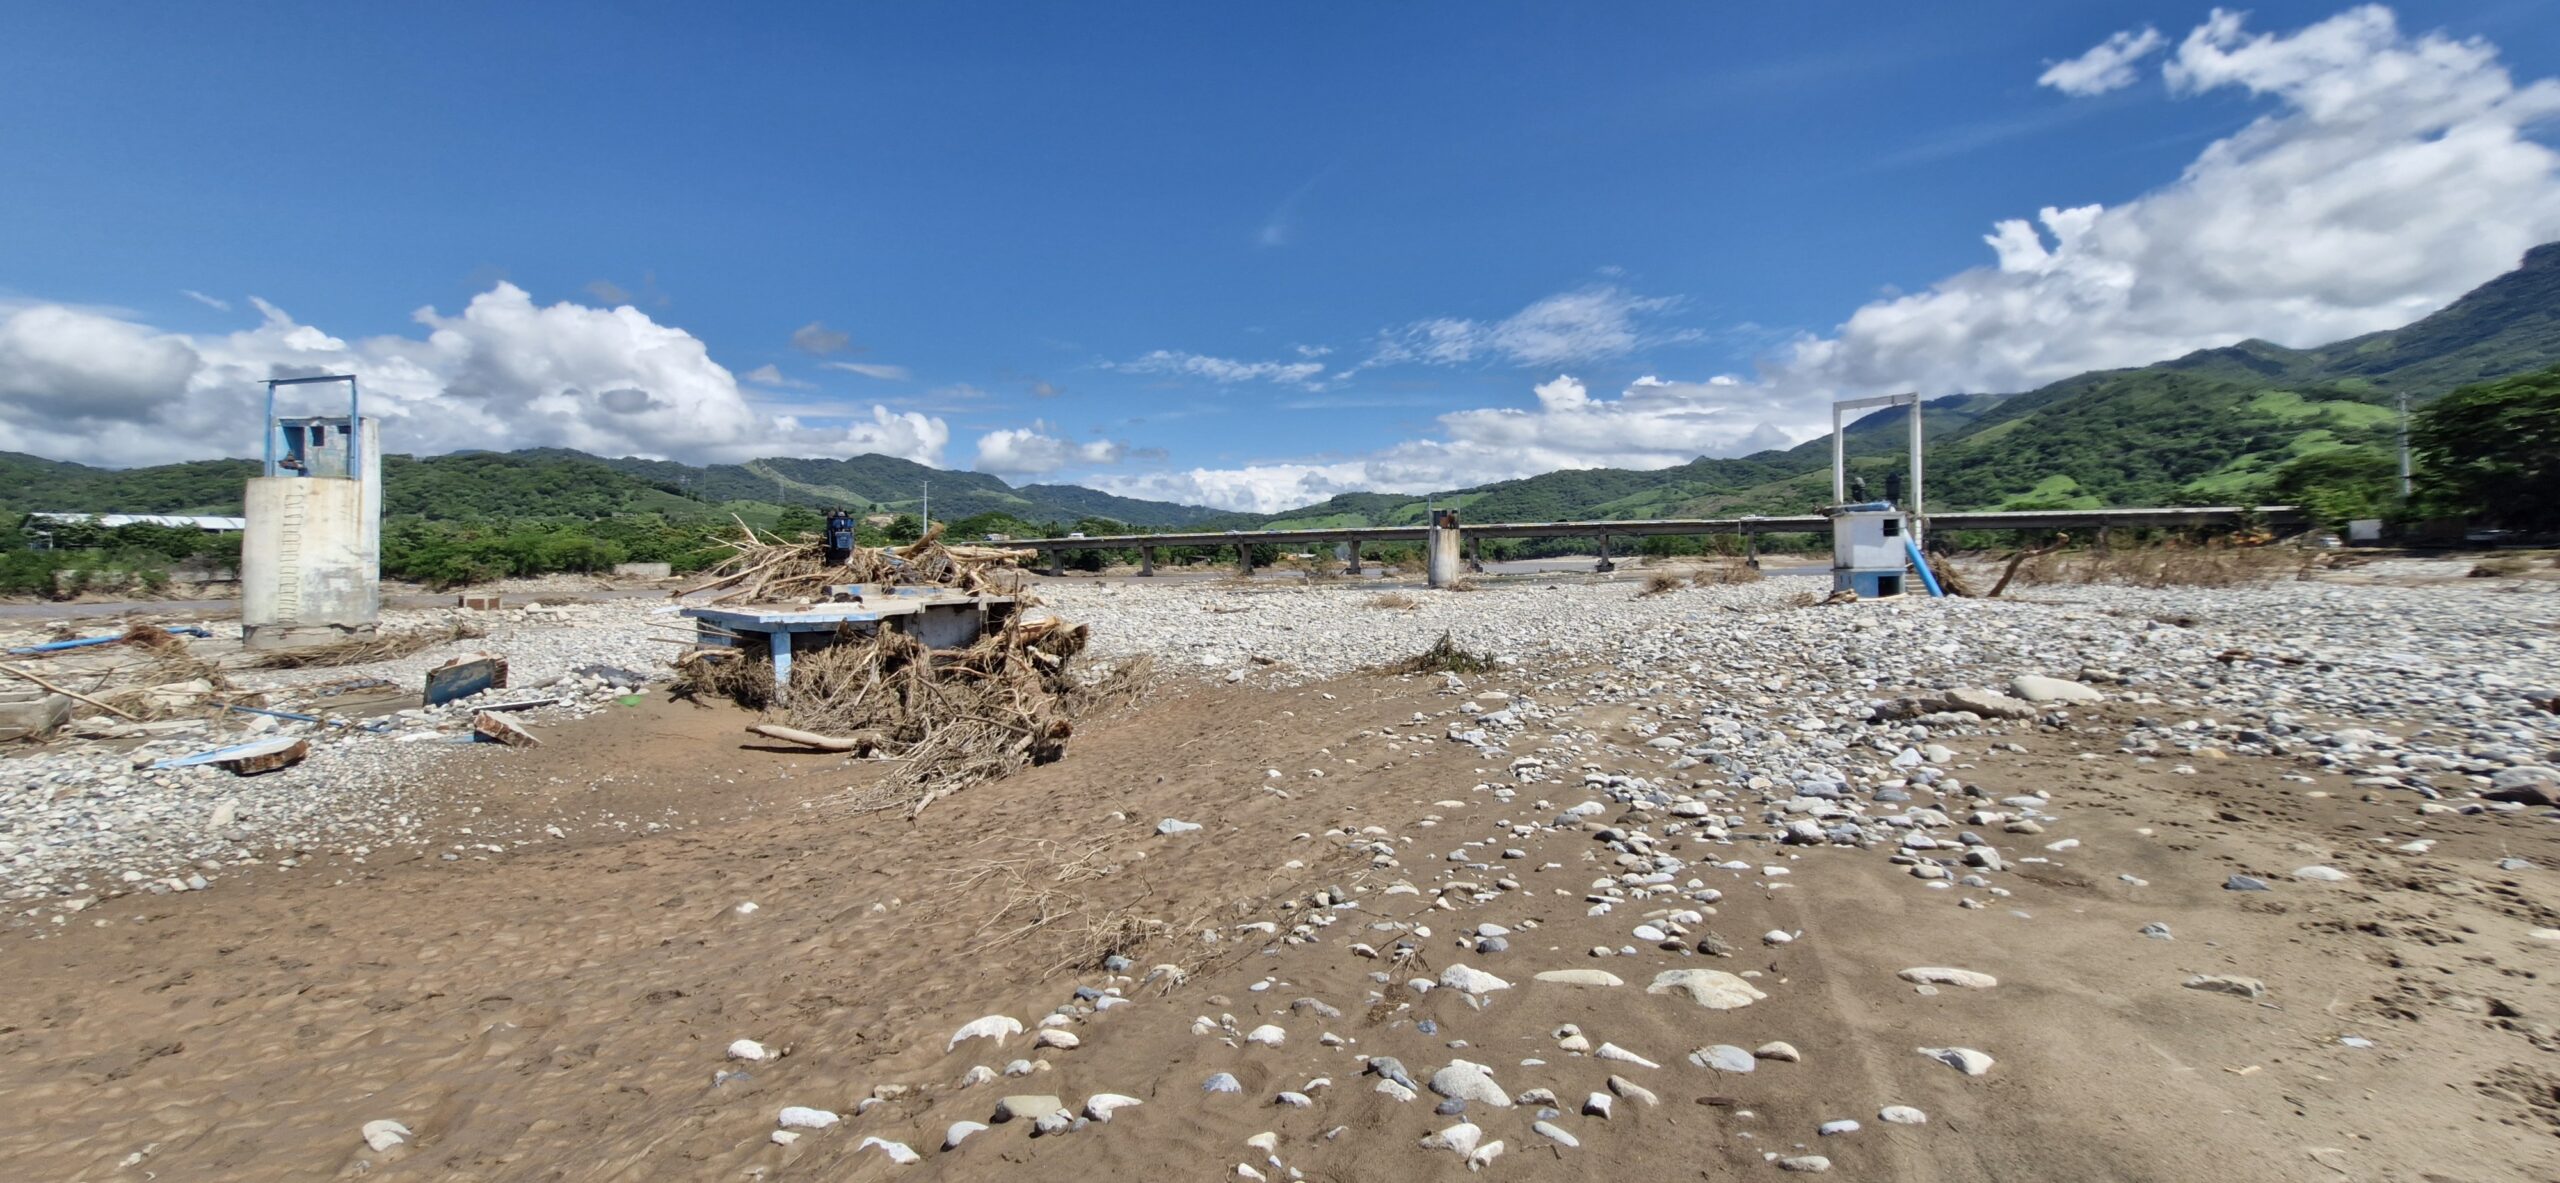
[1007,505,2307,577]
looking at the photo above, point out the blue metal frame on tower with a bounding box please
[262,375,362,478]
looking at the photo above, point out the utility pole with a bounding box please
[2397,393,2413,500]
[922,479,930,527]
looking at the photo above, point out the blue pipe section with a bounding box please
[1904,535,1946,598]
[8,626,211,655]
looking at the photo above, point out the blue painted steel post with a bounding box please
[347,376,361,476]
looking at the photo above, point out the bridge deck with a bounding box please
[1007,506,2303,553]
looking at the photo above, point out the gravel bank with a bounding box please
[9,563,2554,921]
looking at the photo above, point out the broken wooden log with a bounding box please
[747,723,885,753]
[1986,533,2071,599]
[0,661,140,720]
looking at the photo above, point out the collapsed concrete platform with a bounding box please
[680,585,1021,703]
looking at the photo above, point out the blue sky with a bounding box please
[4,2,2558,510]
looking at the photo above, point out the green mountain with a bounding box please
[3,447,1224,529]
[8,242,2556,536]
[1216,240,2560,527]
[0,453,261,516]
[557,452,1221,527]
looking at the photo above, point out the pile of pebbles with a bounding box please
[2,602,673,923]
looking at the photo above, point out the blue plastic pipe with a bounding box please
[7,625,213,655]
[1904,535,1946,598]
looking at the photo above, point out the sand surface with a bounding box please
[1,672,2554,1181]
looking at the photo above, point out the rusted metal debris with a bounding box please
[425,654,509,707]
[152,736,310,775]
[471,711,541,748]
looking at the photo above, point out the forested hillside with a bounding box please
[7,242,2557,544]
[1221,240,2560,529]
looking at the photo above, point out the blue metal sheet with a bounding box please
[424,656,507,706]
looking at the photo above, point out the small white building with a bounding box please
[1830,504,1909,598]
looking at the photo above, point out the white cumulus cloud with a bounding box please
[0,283,949,468]
[972,422,1126,477]
[1365,286,1688,369]
[742,363,812,389]
[1093,372,1798,513]
[2038,26,2166,96]
[1107,350,1328,387]
[1101,5,2560,514]
[822,361,912,381]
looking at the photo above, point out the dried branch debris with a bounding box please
[1384,631,1497,676]
[247,621,489,669]
[677,520,1037,605]
[671,524,1149,816]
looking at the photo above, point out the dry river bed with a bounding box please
[0,564,2554,1181]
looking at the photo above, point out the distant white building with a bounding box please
[24,512,248,532]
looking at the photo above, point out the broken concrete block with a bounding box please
[0,693,74,741]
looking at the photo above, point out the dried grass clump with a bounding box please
[1386,630,1497,676]
[94,640,252,720]
[248,620,489,669]
[943,839,1212,979]
[2016,542,2293,589]
[1367,592,1421,610]
[2469,557,2529,578]
[679,518,1035,605]
[1443,576,1481,592]
[1692,562,1763,586]
[116,624,188,651]
[1279,555,1344,582]
[1637,570,1686,597]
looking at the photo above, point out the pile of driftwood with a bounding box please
[248,620,489,669]
[672,521,1149,815]
[678,520,1035,604]
[0,625,258,724]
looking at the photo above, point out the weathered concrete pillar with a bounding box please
[1426,509,1462,588]
[1236,541,1256,578]
[1467,535,1486,574]
[243,417,382,649]
[1343,541,1362,575]
[1594,533,1616,574]
[1045,548,1064,577]
[1138,546,1157,576]
[1744,528,1760,569]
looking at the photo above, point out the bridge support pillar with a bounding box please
[1425,510,1461,588]
[1744,529,1760,570]
[1139,546,1157,576]
[1045,548,1064,577]
[1236,542,1255,578]
[1343,541,1362,576]
[1467,535,1486,574]
[1595,534,1615,574]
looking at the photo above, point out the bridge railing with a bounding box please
[1004,506,2304,576]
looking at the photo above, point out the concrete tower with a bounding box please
[241,376,382,649]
